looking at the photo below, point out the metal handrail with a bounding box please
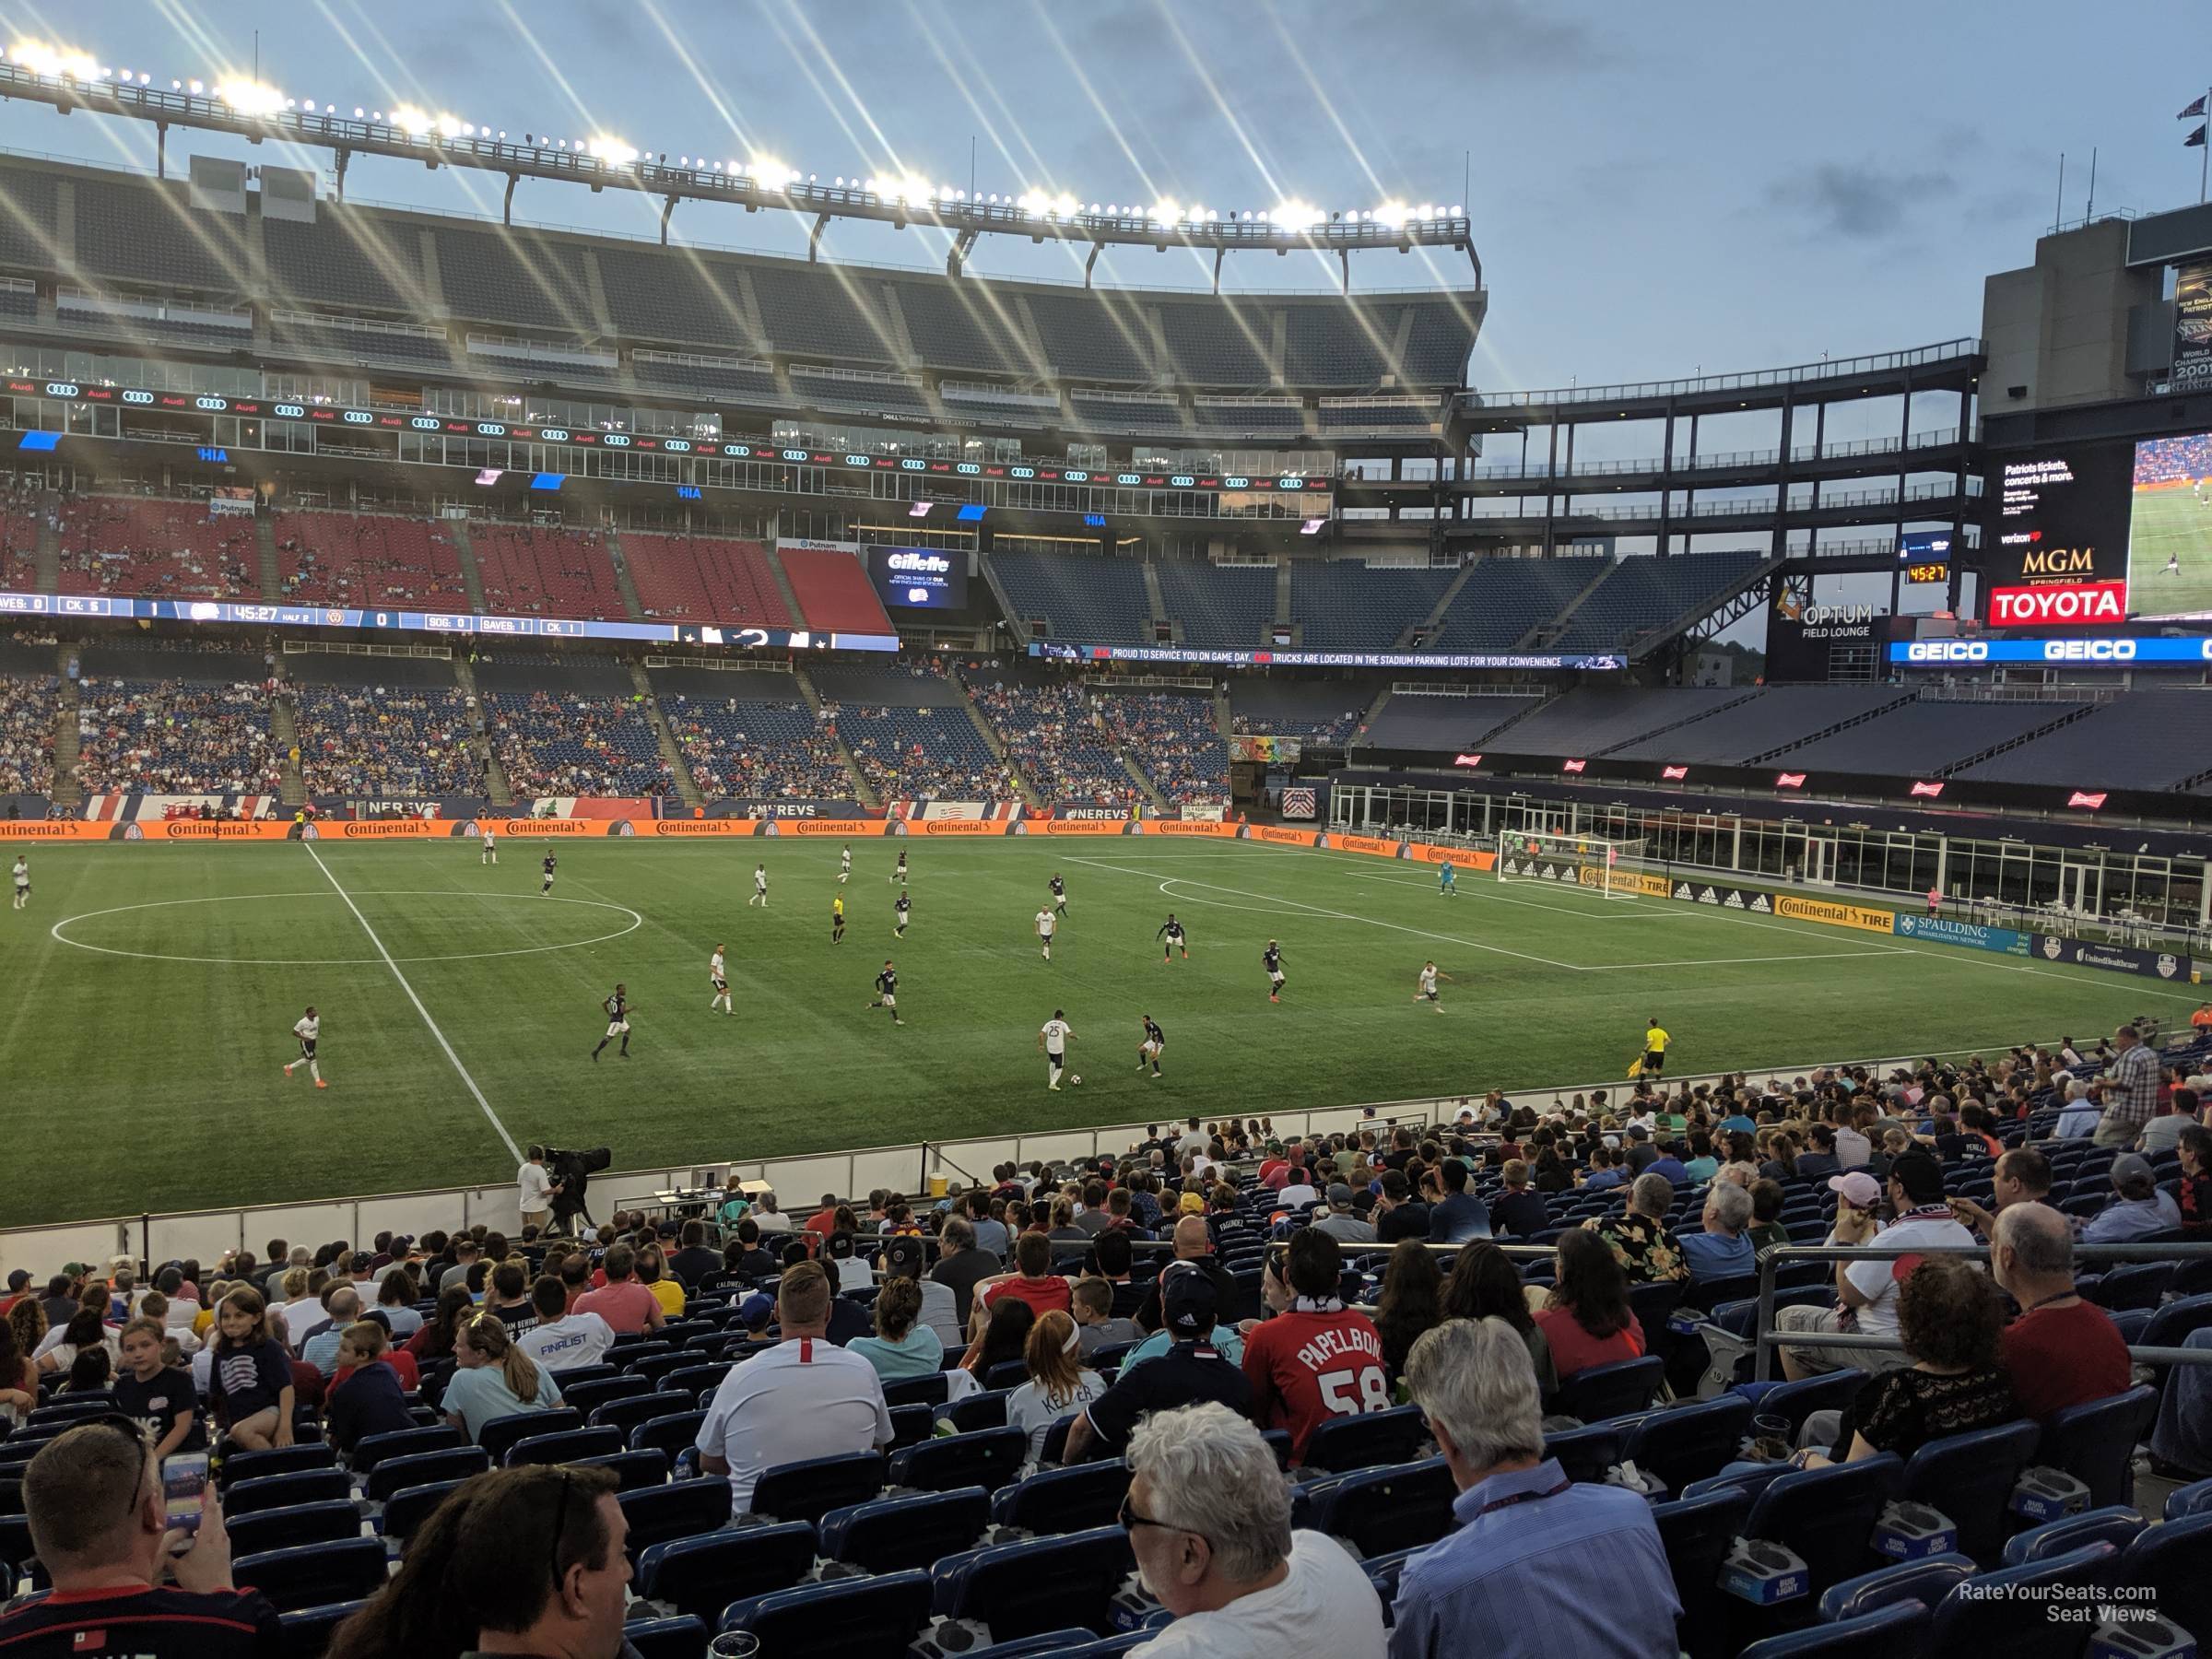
[1465,428,1966,481]
[1466,340,1982,408]
[1751,1239,2212,1380]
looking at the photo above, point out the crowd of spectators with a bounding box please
[275,512,470,609]
[54,496,256,601]
[835,704,1016,801]
[487,690,674,798]
[0,671,54,794]
[968,676,1137,804]
[1101,690,1230,806]
[661,692,852,799]
[292,686,484,798]
[73,677,282,795]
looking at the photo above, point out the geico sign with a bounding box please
[2037,639,2137,661]
[1988,582,2126,626]
[1905,641,1988,661]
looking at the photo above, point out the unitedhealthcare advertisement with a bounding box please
[1893,913,2030,957]
[867,546,969,611]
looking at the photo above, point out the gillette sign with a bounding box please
[866,545,967,611]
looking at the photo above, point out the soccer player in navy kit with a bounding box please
[1263,940,1286,1003]
[895,891,911,938]
[539,852,557,895]
[592,984,633,1060]
[890,849,908,886]
[1049,874,1068,916]
[1157,913,1188,962]
[1139,1014,1165,1077]
[870,960,905,1026]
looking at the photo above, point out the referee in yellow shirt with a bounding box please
[1641,1017,1672,1077]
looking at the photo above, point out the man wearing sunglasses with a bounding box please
[0,1417,282,1655]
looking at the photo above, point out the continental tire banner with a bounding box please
[2034,935,2193,981]
[1247,825,1321,849]
[1333,833,1406,859]
[1145,820,1239,838]
[1018,819,1131,836]
[327,819,444,840]
[1404,842,1500,872]
[0,820,113,840]
[482,818,606,838]
[642,818,762,838]
[1572,864,1669,898]
[1894,913,2030,956]
[1776,895,1896,935]
[764,818,890,837]
[910,818,1005,837]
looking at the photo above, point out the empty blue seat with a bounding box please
[1299,1405,1429,1475]
[947,1390,1011,1434]
[2120,1508,2212,1637]
[226,1500,364,1559]
[1900,1421,2041,1565]
[819,1487,991,1574]
[2091,1262,2173,1311]
[231,1537,390,1613]
[982,1360,1029,1392]
[2038,1387,2157,1510]
[504,1426,624,1468]
[478,1408,582,1466]
[227,1469,352,1517]
[636,1522,816,1621]
[629,1410,709,1461]
[575,1448,670,1491]
[559,1373,655,1417]
[222,1445,337,1487]
[2165,1477,2212,1520]
[1030,1638,1149,1659]
[2002,1505,2146,1567]
[991,1461,1131,1536]
[881,1373,950,1409]
[1924,1542,2116,1657]
[930,1525,1135,1641]
[1742,1453,1904,1595]
[720,1569,935,1658]
[618,1615,708,1659]
[365,1445,490,1505]
[1736,1602,1929,1658]
[1555,1355,1665,1424]
[1542,1424,1622,1486]
[1747,1371,1869,1438]
[1817,1551,1976,1621]
[1653,1487,1751,1659]
[350,1424,464,1472]
[888,1427,1027,1495]
[1308,1457,1459,1560]
[589,1392,695,1440]
[663,1364,732,1400]
[377,1478,467,1549]
[751,1452,886,1525]
[1620,1395,1752,1496]
[276,1597,368,1659]
[618,1477,733,1559]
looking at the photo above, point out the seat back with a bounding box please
[1542,1424,1622,1486]
[350,1424,464,1472]
[1735,1601,1929,1657]
[636,1522,816,1621]
[1555,1355,1665,1424]
[617,1477,734,1559]
[1620,1395,1753,1496]
[377,1478,468,1549]
[1310,1456,1460,1559]
[589,1391,696,1439]
[559,1372,655,1417]
[226,1500,365,1559]
[1816,1551,1977,1621]
[504,1426,625,1467]
[1299,1405,1429,1475]
[1900,1420,2041,1565]
[751,1452,887,1525]
[888,1427,1028,1495]
[930,1525,1135,1641]
[226,1469,352,1517]
[718,1569,935,1659]
[365,1445,491,1505]
[990,1462,1133,1536]
[618,1615,709,1659]
[1652,1488,1751,1659]
[629,1410,710,1460]
[479,1407,582,1466]
[1743,1453,1904,1594]
[2165,1476,2212,1521]
[575,1448,670,1491]
[2002,1505,2147,1567]
[881,1372,950,1409]
[2038,1387,2158,1511]
[2120,1509,2212,1639]
[221,1444,338,1487]
[231,1536,391,1613]
[1925,1542,2117,1657]
[818,1487,992,1574]
[277,1598,370,1659]
[1754,1371,1870,1438]
[947,1390,1011,1434]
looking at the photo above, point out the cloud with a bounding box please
[1767,161,1959,240]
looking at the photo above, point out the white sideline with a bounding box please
[303,841,524,1163]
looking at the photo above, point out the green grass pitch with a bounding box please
[2129,487,2212,620]
[0,837,2182,1225]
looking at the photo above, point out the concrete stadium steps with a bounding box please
[253,516,282,602]
[444,520,488,616]
[604,529,649,622]
[32,496,57,592]
[791,665,877,807]
[630,659,703,811]
[953,677,1040,807]
[48,646,78,808]
[269,675,305,808]
[452,653,512,808]
[1521,559,1615,650]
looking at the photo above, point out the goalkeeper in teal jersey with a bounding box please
[1439,859,1456,896]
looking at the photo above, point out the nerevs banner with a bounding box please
[2034,935,2193,981]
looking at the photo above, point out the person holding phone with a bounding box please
[0,1419,281,1654]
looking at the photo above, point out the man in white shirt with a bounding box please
[696,1263,893,1512]
[517,1147,557,1235]
[1176,1118,1209,1159]
[1040,1009,1075,1090]
[2053,1078,2100,1140]
[1119,1401,1384,1659]
[514,1277,617,1373]
[1776,1153,1974,1380]
[751,1192,794,1233]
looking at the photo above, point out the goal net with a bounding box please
[1494,830,1653,900]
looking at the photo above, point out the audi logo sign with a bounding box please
[541,429,571,442]
[342,411,373,424]
[44,382,78,397]
[410,417,441,430]
[123,390,153,405]
[602,434,630,447]
[195,395,229,412]
[274,404,306,418]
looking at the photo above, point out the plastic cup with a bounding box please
[708,1634,760,1659]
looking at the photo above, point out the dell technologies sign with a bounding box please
[868,546,968,611]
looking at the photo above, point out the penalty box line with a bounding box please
[303,841,523,1162]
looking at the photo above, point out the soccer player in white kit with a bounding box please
[709,945,732,1015]
[480,827,498,865]
[1414,960,1453,1013]
[1039,1009,1074,1089]
[284,1006,326,1088]
[748,863,768,907]
[839,844,852,885]
[10,853,26,910]
[1036,906,1056,960]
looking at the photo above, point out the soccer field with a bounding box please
[2128,488,2212,620]
[0,836,2183,1226]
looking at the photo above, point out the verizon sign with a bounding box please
[1988,581,2128,627]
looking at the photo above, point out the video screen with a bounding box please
[1986,448,2132,628]
[867,546,968,611]
[2128,431,2212,621]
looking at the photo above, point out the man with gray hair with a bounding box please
[1580,1172,1688,1284]
[1120,1402,1383,1656]
[1677,1180,1755,1284]
[1991,1202,2130,1421]
[1390,1317,1677,1657]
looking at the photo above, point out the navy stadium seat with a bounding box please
[1736,1603,1929,1658]
[635,1522,816,1621]
[819,1487,992,1573]
[628,1410,709,1461]
[750,1452,886,1525]
[478,1408,582,1466]
[991,1461,1131,1535]
[1620,1395,1752,1496]
[1652,1487,1751,1659]
[1299,1405,1429,1475]
[618,1477,732,1559]
[503,1426,624,1467]
[231,1536,390,1613]
[983,1359,1029,1392]
[576,1447,670,1490]
[618,1615,709,1659]
[2002,1505,2146,1567]
[349,1424,463,1472]
[1741,1453,1904,1595]
[276,1598,368,1659]
[1899,1420,2041,1565]
[2121,1509,2212,1638]
[226,1500,364,1558]
[219,1445,336,1487]
[888,1427,1027,1494]
[2165,1477,2212,1520]
[377,1477,465,1549]
[590,1391,695,1440]
[947,1389,1011,1434]
[888,1403,935,1450]
[226,1469,352,1517]
[559,1372,655,1418]
[663,1364,732,1400]
[2038,1386,2157,1510]
[930,1525,1135,1641]
[1816,1551,1976,1622]
[1924,1543,2117,1657]
[1031,1638,1149,1659]
[364,1445,490,1504]
[1555,1355,1665,1424]
[881,1373,950,1409]
[1541,1423,1621,1485]
[1308,1457,1459,1559]
[719,1569,935,1659]
[1750,1371,1870,1439]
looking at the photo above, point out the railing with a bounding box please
[1751,1240,2212,1380]
[1458,480,1976,523]
[1465,339,1983,410]
[1465,428,1968,482]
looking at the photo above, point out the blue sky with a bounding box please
[0,0,2194,396]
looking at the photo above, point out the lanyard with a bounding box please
[1469,1477,1572,1521]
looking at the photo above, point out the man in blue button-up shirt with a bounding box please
[1390,1316,1680,1659]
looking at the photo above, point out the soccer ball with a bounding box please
[1069,1075,1082,1086]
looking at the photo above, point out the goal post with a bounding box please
[1494,830,1653,900]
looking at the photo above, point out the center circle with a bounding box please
[49,890,645,967]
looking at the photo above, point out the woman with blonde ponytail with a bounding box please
[441,1312,566,1443]
[1006,1308,1104,1467]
